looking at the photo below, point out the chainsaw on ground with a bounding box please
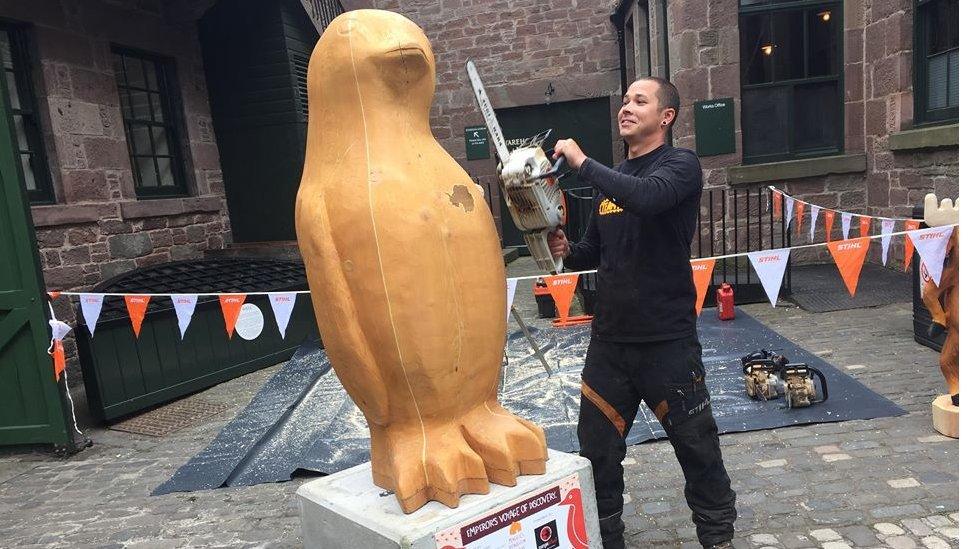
[741,349,829,408]
[741,349,788,401]
[466,60,569,274]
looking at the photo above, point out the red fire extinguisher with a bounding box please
[717,283,735,321]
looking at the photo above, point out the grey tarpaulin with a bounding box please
[153,310,905,495]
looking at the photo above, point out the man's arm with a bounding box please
[577,150,702,217]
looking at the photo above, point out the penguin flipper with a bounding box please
[299,204,391,426]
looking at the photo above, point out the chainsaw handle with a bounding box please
[532,152,569,181]
[810,366,828,403]
[549,155,566,175]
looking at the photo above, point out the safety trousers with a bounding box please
[577,335,737,548]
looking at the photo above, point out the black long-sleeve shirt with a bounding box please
[563,143,703,342]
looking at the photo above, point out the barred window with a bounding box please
[112,47,187,198]
[0,23,53,204]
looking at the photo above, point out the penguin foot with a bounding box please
[371,421,490,513]
[459,401,549,486]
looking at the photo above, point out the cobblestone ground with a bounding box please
[0,257,958,548]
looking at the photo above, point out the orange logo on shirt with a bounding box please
[599,198,623,215]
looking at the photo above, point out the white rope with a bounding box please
[52,225,954,290]
[47,300,85,438]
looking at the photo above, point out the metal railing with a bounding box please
[562,184,791,306]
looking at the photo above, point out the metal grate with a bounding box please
[108,396,229,437]
[561,184,791,305]
[298,0,345,34]
[292,51,310,119]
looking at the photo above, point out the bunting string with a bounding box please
[502,225,953,282]
[42,222,957,387]
[47,225,955,290]
[768,185,918,223]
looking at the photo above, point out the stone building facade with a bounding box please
[0,0,957,391]
[7,0,957,290]
[1,0,232,293]
[349,0,958,265]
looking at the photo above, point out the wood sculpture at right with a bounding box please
[294,10,548,514]
[920,193,958,438]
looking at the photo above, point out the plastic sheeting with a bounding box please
[154,310,904,495]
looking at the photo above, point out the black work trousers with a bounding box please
[577,335,736,548]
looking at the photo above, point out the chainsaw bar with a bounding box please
[466,60,510,164]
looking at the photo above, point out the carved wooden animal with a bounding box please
[294,9,547,513]
[921,194,959,405]
[921,228,958,403]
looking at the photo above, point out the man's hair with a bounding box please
[636,76,680,121]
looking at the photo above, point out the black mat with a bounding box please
[154,311,905,495]
[789,263,912,313]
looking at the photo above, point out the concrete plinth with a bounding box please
[932,394,959,438]
[297,449,602,549]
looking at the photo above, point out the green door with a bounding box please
[0,66,70,446]
[495,97,614,250]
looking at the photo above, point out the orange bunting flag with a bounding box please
[903,220,921,271]
[827,238,871,296]
[824,210,836,242]
[47,291,61,300]
[50,340,66,381]
[124,295,151,337]
[772,190,783,220]
[542,274,579,321]
[859,216,871,238]
[219,294,247,339]
[690,259,716,316]
[795,201,805,235]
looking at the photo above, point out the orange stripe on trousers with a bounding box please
[581,381,627,437]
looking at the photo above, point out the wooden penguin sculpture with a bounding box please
[295,10,548,513]
[920,194,959,406]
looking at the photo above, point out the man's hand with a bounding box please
[554,139,588,170]
[547,229,570,259]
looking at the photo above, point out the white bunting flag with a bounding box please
[170,294,198,340]
[809,205,821,241]
[80,293,104,337]
[49,319,71,341]
[784,197,795,229]
[506,279,518,322]
[841,212,853,240]
[908,227,954,287]
[880,219,896,266]
[269,292,298,339]
[748,248,791,307]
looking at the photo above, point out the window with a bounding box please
[0,23,53,204]
[739,1,843,164]
[112,47,187,198]
[618,0,669,82]
[914,0,958,125]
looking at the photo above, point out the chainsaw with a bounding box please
[741,350,829,408]
[778,362,829,408]
[741,349,788,401]
[466,60,568,274]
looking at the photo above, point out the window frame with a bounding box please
[111,45,189,199]
[0,21,54,204]
[738,0,845,164]
[913,0,958,126]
